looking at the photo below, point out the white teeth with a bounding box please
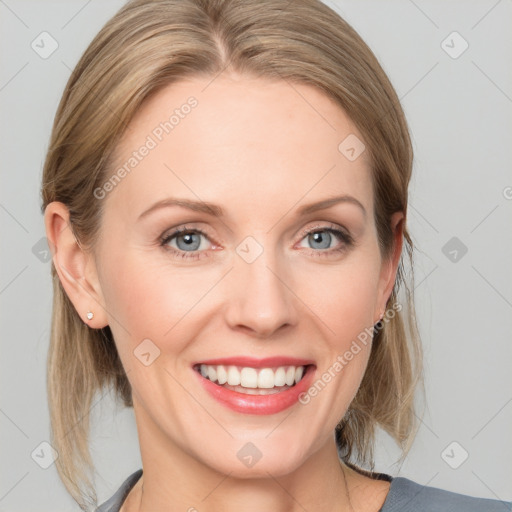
[216,365,228,385]
[285,366,296,386]
[198,364,308,389]
[294,366,304,383]
[240,367,258,388]
[207,366,217,383]
[227,365,240,386]
[257,368,275,389]
[274,367,286,386]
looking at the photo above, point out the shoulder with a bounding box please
[95,469,143,512]
[381,476,512,512]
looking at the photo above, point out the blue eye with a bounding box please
[307,230,334,250]
[298,226,353,254]
[173,231,202,251]
[160,227,211,260]
[160,224,353,261]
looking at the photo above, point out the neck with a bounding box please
[134,447,352,512]
[125,400,388,512]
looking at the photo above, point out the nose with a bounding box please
[224,248,298,338]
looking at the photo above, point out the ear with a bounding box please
[44,201,109,329]
[374,211,404,324]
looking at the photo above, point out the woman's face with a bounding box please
[90,75,401,477]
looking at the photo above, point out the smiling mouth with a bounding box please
[193,364,312,395]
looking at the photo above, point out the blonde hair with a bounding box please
[41,0,423,509]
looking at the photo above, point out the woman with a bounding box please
[41,0,511,511]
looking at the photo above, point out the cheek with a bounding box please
[299,252,381,404]
[303,254,381,341]
[98,249,219,357]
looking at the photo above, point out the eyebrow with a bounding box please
[297,195,366,218]
[137,194,366,220]
[138,198,223,220]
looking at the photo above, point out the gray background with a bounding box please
[1,0,511,510]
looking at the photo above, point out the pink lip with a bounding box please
[193,356,315,369]
[193,361,316,415]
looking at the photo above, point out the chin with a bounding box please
[197,437,311,479]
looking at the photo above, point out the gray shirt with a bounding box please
[96,469,512,511]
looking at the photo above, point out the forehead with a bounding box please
[106,75,373,221]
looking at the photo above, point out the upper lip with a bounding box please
[193,356,315,369]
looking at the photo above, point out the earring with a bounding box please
[86,311,94,320]
[374,311,384,329]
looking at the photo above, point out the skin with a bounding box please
[45,74,403,512]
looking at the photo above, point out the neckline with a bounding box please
[343,459,393,482]
[117,466,396,511]
[341,461,395,512]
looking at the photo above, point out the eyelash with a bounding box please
[159,226,211,261]
[159,223,354,261]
